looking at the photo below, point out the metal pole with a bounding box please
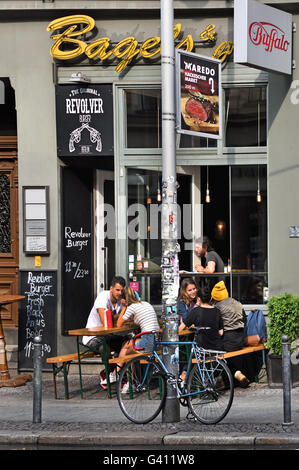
[33,335,42,423]
[160,0,180,423]
[282,335,293,426]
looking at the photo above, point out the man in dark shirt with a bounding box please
[194,236,224,274]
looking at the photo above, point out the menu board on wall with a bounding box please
[62,167,94,333]
[55,84,113,157]
[18,270,57,371]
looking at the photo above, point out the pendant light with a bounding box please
[157,172,162,202]
[257,165,262,203]
[205,166,211,203]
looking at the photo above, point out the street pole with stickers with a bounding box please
[160,0,180,423]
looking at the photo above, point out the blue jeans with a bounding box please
[135,333,155,352]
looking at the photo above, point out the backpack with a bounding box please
[244,309,267,346]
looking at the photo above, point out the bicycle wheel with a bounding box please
[187,358,234,424]
[117,356,166,424]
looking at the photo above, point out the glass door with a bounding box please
[95,170,115,293]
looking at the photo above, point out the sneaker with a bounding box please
[109,373,117,384]
[100,370,117,387]
[121,381,136,394]
[234,370,250,388]
[99,370,107,385]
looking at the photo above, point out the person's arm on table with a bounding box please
[116,299,128,327]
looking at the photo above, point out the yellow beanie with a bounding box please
[211,281,229,302]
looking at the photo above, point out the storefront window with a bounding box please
[179,134,217,149]
[201,164,268,304]
[125,89,162,148]
[125,88,217,150]
[231,165,267,304]
[225,86,267,147]
[127,169,192,305]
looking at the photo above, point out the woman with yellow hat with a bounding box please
[211,281,250,388]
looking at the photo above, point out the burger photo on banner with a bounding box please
[176,50,222,139]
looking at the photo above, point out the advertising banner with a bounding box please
[176,49,222,139]
[234,0,292,75]
[55,84,113,157]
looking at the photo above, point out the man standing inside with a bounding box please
[82,276,128,389]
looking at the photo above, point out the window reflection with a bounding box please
[225,87,267,147]
[126,89,161,148]
[231,165,267,304]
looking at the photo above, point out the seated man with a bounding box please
[82,276,130,389]
[194,236,224,274]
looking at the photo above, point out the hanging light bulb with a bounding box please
[257,165,262,203]
[257,188,262,203]
[157,180,162,202]
[156,172,162,202]
[205,166,211,203]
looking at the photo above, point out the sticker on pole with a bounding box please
[176,49,222,140]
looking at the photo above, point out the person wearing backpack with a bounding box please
[211,281,250,388]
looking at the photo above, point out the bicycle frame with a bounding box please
[140,338,225,399]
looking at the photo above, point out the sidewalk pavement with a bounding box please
[0,372,299,450]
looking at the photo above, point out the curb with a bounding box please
[0,431,299,449]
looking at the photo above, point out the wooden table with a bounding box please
[68,324,139,398]
[0,294,32,387]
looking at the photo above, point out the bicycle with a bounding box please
[116,328,234,425]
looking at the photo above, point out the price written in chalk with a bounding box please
[64,261,89,279]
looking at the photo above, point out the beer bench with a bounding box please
[109,343,266,366]
[46,351,96,399]
[46,331,266,399]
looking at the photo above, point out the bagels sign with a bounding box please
[234,0,292,75]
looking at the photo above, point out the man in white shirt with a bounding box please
[83,276,129,388]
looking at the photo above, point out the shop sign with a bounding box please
[176,49,222,140]
[55,84,113,157]
[234,0,292,75]
[46,15,234,73]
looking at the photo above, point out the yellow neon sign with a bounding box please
[47,15,233,72]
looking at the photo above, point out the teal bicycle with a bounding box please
[116,328,234,425]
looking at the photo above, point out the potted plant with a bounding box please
[266,293,299,388]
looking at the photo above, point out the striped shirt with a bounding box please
[122,301,159,332]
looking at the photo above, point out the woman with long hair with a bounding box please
[117,287,160,356]
[178,277,199,322]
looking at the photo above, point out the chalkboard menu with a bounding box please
[62,167,94,333]
[56,84,113,157]
[18,270,57,371]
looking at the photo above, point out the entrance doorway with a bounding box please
[96,170,115,293]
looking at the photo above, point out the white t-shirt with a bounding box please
[82,290,123,345]
[122,301,159,333]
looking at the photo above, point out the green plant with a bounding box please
[266,293,299,355]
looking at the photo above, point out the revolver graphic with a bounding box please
[69,123,102,153]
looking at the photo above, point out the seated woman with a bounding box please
[117,287,160,357]
[178,277,200,322]
[179,285,224,351]
[211,281,250,388]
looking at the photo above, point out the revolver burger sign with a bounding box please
[55,84,113,157]
[176,49,222,139]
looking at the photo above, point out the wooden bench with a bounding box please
[192,343,266,362]
[109,343,266,367]
[47,339,266,399]
[46,351,96,399]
